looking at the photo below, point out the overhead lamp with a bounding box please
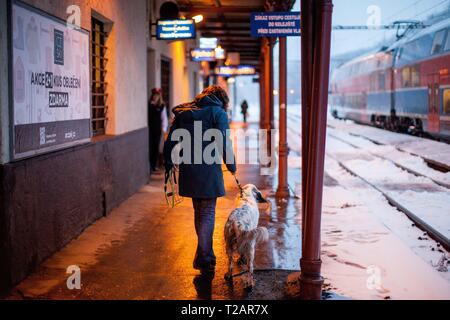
[192,14,203,23]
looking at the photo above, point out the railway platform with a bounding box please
[6,121,450,300]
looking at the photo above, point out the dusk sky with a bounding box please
[284,0,449,60]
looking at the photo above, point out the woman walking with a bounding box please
[163,85,236,273]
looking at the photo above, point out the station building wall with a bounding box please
[0,0,149,293]
[147,0,202,112]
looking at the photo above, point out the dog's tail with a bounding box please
[233,221,269,244]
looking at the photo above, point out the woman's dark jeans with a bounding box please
[192,198,217,269]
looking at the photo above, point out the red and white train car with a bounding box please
[331,18,450,140]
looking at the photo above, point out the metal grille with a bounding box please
[91,18,108,136]
[161,58,171,111]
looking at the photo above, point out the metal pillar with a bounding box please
[259,56,266,129]
[299,0,333,300]
[276,36,289,198]
[301,0,314,236]
[265,39,274,157]
[264,39,272,131]
[268,39,275,131]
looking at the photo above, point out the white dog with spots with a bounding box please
[224,184,270,289]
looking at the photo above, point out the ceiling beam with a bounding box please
[179,6,264,14]
[201,33,254,38]
[198,26,250,32]
[202,18,251,24]
[221,47,260,51]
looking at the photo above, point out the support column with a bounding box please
[301,0,314,236]
[299,0,333,300]
[259,56,266,129]
[264,39,272,131]
[276,36,289,198]
[264,39,274,159]
[268,39,275,131]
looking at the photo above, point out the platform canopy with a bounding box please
[177,0,296,68]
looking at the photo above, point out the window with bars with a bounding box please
[91,18,108,136]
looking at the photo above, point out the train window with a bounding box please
[379,72,386,91]
[444,89,450,114]
[411,66,420,87]
[370,74,377,91]
[431,29,447,55]
[402,67,411,87]
[398,35,433,65]
[416,34,434,59]
[445,29,450,51]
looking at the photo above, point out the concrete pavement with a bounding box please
[7,123,306,300]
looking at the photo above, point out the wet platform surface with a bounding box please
[8,122,305,300]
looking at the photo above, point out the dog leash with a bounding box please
[164,167,183,208]
[232,172,244,197]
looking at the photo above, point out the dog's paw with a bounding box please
[243,277,255,291]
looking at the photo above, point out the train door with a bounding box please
[427,73,440,133]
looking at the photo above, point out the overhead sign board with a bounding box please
[11,1,91,159]
[215,65,256,77]
[190,48,216,62]
[250,11,301,37]
[156,19,196,40]
[199,37,218,49]
[191,47,226,62]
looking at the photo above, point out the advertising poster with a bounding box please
[11,1,91,159]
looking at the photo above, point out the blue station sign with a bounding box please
[250,12,300,37]
[156,19,196,40]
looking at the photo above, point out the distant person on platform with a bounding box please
[148,88,168,172]
[240,100,249,123]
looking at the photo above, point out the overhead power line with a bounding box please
[332,21,428,30]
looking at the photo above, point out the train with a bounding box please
[330,18,450,140]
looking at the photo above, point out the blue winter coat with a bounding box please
[163,95,236,198]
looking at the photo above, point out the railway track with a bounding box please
[285,112,450,173]
[284,111,450,255]
[326,134,450,252]
[327,131,450,189]
[330,124,450,174]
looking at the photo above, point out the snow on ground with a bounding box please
[319,158,450,299]
[284,107,450,299]
[328,117,450,168]
[326,135,450,246]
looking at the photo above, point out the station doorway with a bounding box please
[161,57,172,111]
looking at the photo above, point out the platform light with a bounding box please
[190,48,216,62]
[199,37,218,49]
[273,89,279,96]
[214,46,226,60]
[227,77,236,84]
[290,89,295,94]
[192,14,203,23]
